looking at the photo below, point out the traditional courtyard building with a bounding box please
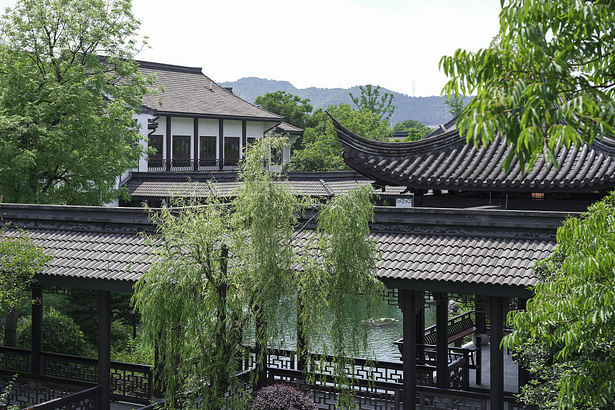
[1,104,614,408]
[130,60,292,175]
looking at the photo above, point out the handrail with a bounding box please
[27,385,101,409]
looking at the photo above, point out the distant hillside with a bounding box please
[220,77,470,126]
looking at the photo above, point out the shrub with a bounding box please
[18,306,87,355]
[252,384,315,410]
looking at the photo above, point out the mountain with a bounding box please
[220,77,467,126]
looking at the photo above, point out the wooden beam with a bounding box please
[31,285,43,374]
[97,291,111,410]
[489,296,504,409]
[400,290,416,410]
[435,292,448,389]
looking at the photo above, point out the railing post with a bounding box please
[31,285,43,375]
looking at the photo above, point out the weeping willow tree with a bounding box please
[133,137,382,408]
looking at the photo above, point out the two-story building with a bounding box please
[131,60,288,175]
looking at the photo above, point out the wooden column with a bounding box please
[489,296,504,409]
[31,285,43,374]
[475,295,486,385]
[399,290,416,410]
[415,292,425,364]
[193,118,199,171]
[165,115,172,171]
[241,120,247,156]
[435,292,448,389]
[218,119,224,171]
[97,291,111,410]
[296,292,306,371]
[517,298,530,391]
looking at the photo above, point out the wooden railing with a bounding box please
[27,385,101,409]
[0,346,152,404]
[0,370,94,409]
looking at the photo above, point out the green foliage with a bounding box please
[255,91,314,129]
[349,85,396,122]
[503,191,615,408]
[299,185,381,407]
[0,0,151,204]
[134,137,380,407]
[18,306,87,356]
[290,104,392,172]
[111,332,154,365]
[0,230,50,313]
[440,0,615,172]
[392,120,432,141]
[445,96,465,118]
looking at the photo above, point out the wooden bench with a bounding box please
[424,313,476,346]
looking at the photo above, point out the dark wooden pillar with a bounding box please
[415,292,425,364]
[97,291,111,410]
[517,298,530,391]
[241,120,247,156]
[193,118,199,171]
[296,292,306,371]
[31,285,43,374]
[475,295,486,385]
[399,290,416,410]
[165,115,172,171]
[489,296,504,409]
[218,119,224,170]
[435,292,448,389]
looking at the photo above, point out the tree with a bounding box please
[290,104,392,172]
[392,119,432,141]
[0,229,50,346]
[0,0,150,204]
[445,96,464,118]
[349,85,396,122]
[133,137,381,408]
[254,91,314,129]
[440,0,615,171]
[0,230,49,313]
[503,192,615,408]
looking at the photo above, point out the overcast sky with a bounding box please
[0,0,502,97]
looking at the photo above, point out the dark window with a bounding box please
[271,146,282,165]
[172,135,191,167]
[247,137,257,146]
[199,136,217,167]
[148,135,163,167]
[224,137,240,166]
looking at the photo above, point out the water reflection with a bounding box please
[262,298,437,363]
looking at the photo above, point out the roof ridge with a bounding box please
[136,59,202,75]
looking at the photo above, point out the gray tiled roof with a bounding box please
[275,122,303,135]
[5,226,554,290]
[138,61,282,121]
[124,173,375,199]
[4,229,157,283]
[1,204,562,293]
[332,115,615,192]
[374,232,554,287]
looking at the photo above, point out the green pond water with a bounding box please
[260,299,437,363]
